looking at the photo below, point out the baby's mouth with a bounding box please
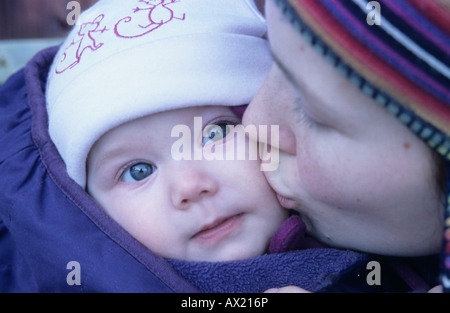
[192,213,244,242]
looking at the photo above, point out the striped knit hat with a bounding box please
[275,0,450,291]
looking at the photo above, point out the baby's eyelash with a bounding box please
[123,162,156,182]
[116,160,149,182]
[200,116,240,142]
[202,120,238,145]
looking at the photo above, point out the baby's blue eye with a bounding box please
[122,163,155,182]
[202,122,232,145]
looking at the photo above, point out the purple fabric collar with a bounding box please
[25,46,198,293]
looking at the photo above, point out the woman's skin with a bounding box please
[243,0,443,258]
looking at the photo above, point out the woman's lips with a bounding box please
[276,193,300,209]
[192,213,244,242]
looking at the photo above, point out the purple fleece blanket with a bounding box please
[168,248,368,293]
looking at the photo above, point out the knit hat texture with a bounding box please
[276,0,450,291]
[46,0,272,187]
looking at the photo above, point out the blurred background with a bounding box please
[0,0,97,84]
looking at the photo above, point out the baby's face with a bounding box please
[86,106,287,261]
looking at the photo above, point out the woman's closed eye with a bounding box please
[122,162,156,182]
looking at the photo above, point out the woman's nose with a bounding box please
[243,68,297,155]
[243,80,272,146]
[170,163,218,210]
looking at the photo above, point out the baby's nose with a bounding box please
[170,164,218,210]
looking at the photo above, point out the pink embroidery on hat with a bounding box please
[114,0,185,39]
[55,14,108,74]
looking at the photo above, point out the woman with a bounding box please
[244,0,450,292]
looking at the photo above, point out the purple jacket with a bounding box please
[0,47,437,292]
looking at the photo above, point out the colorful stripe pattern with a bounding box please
[276,0,450,291]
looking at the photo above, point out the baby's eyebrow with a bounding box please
[92,146,131,170]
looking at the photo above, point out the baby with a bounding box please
[85,106,288,261]
[46,0,287,262]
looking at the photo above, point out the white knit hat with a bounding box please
[46,0,272,188]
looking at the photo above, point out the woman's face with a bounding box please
[243,0,443,256]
